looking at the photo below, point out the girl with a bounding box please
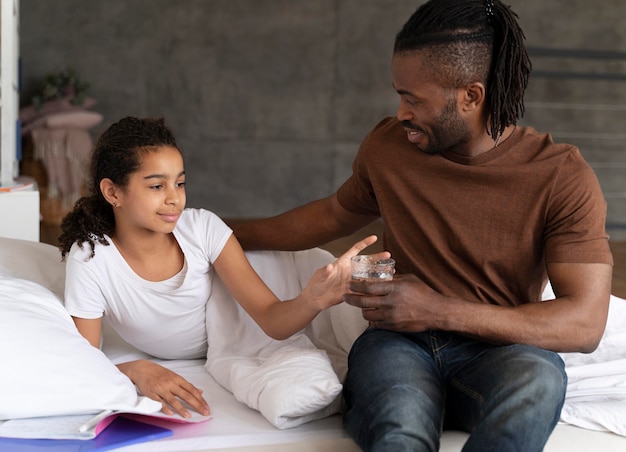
[59,116,385,419]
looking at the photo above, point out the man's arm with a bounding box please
[228,193,379,251]
[346,261,612,353]
[454,262,612,352]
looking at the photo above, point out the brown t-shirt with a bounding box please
[337,117,613,307]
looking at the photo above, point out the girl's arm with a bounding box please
[71,316,210,418]
[214,234,389,340]
[73,317,102,348]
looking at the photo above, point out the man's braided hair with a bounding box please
[394,0,531,139]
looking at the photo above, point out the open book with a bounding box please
[0,416,174,452]
[0,408,211,440]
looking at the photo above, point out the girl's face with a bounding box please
[115,145,186,236]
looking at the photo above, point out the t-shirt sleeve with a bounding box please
[544,149,613,265]
[336,119,392,216]
[63,243,108,319]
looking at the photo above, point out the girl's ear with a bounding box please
[100,178,121,207]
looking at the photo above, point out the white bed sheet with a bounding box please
[102,314,626,452]
[103,348,626,452]
[103,355,354,451]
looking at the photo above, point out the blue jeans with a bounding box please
[343,328,567,452]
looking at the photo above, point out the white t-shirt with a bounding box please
[64,208,232,359]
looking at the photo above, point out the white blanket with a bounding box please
[558,294,626,436]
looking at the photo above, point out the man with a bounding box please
[230,0,614,450]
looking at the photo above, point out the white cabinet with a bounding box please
[0,188,40,241]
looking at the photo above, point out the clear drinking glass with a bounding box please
[351,255,395,281]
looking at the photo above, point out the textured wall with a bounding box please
[19,1,626,234]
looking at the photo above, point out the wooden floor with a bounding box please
[41,222,626,299]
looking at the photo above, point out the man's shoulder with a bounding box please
[371,116,402,135]
[512,126,583,163]
[363,117,408,152]
[516,126,577,152]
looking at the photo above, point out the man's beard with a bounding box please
[404,99,472,155]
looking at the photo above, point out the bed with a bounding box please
[1,236,626,451]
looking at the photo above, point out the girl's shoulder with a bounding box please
[177,208,227,232]
[175,209,232,261]
[68,235,114,262]
[66,237,119,283]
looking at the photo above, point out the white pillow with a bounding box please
[205,249,343,429]
[0,237,66,299]
[226,344,343,428]
[0,277,161,419]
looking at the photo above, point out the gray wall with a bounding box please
[19,1,626,235]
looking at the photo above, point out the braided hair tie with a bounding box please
[485,0,495,16]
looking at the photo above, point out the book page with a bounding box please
[0,408,211,440]
[0,413,104,439]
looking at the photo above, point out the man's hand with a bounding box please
[117,359,210,418]
[344,273,442,332]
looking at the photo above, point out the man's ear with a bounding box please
[100,178,121,207]
[460,81,486,112]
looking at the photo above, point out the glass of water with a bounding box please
[351,255,395,281]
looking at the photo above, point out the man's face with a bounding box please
[391,52,472,155]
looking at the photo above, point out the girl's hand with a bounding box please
[117,359,210,418]
[304,235,391,310]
